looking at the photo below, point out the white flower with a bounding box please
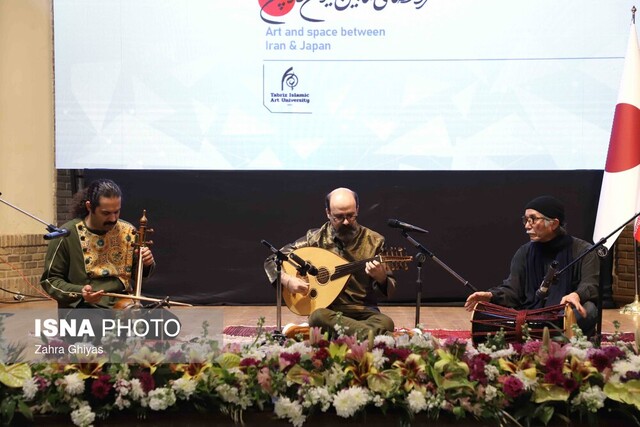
[301,386,332,411]
[22,377,38,401]
[407,389,428,414]
[324,364,347,391]
[394,333,411,348]
[129,378,145,401]
[371,394,385,407]
[114,379,130,396]
[70,403,95,427]
[371,348,388,370]
[409,332,433,349]
[148,387,177,411]
[182,343,215,363]
[477,343,516,359]
[569,334,594,350]
[514,370,538,391]
[286,341,313,356]
[611,354,640,377]
[566,346,588,360]
[489,347,516,359]
[114,395,131,410]
[172,377,197,400]
[242,348,267,361]
[274,396,306,427]
[216,383,240,404]
[476,343,495,355]
[333,323,349,336]
[332,386,370,418]
[63,373,85,396]
[215,383,251,409]
[484,385,498,402]
[571,386,607,413]
[484,364,500,382]
[373,335,396,348]
[246,343,282,360]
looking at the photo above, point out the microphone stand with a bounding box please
[540,211,640,344]
[554,211,640,280]
[399,231,477,327]
[261,240,289,343]
[414,252,427,326]
[0,192,68,239]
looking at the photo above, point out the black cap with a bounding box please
[525,195,565,225]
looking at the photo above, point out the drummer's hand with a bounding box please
[560,292,586,318]
[464,291,493,312]
[282,273,309,295]
[139,247,155,267]
[81,284,104,304]
[365,260,387,284]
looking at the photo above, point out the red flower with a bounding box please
[312,347,330,362]
[503,376,525,399]
[588,350,611,372]
[240,357,260,368]
[90,375,112,400]
[543,370,565,386]
[468,353,491,385]
[137,371,155,393]
[521,340,542,355]
[383,347,412,363]
[602,345,624,361]
[279,351,301,370]
[544,356,564,373]
[563,377,579,393]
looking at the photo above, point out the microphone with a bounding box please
[387,219,429,234]
[44,228,70,240]
[288,252,319,276]
[536,260,559,299]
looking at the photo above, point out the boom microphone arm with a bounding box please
[0,192,69,240]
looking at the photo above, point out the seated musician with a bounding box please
[263,187,397,338]
[41,179,156,309]
[464,195,599,336]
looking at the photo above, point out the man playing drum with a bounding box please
[464,195,599,337]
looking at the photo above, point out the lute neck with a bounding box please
[332,256,378,280]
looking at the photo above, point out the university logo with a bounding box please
[281,67,298,91]
[264,65,311,114]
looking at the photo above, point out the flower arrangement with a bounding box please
[1,317,639,427]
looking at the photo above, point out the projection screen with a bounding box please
[53,0,633,171]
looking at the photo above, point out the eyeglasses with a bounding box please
[329,213,358,222]
[521,215,549,225]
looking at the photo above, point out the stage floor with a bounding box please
[1,300,638,337]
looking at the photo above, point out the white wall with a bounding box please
[0,0,55,234]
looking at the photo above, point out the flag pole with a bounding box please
[620,5,640,316]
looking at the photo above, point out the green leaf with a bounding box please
[441,378,475,391]
[0,363,31,388]
[0,398,16,424]
[17,399,33,421]
[534,403,555,425]
[328,342,348,360]
[366,369,401,395]
[532,384,569,403]
[604,379,640,409]
[215,353,241,370]
[286,364,324,387]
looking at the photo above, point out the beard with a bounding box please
[334,222,358,244]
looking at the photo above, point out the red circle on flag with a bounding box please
[605,103,640,173]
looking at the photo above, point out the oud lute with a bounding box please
[282,246,412,315]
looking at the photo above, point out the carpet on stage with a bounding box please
[222,325,635,343]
